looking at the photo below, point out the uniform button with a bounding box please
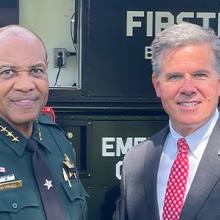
[12,203,18,209]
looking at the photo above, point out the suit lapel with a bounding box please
[144,126,169,220]
[180,119,220,220]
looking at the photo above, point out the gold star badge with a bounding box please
[12,136,19,142]
[1,127,7,132]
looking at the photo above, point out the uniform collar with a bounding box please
[32,119,52,153]
[0,117,51,156]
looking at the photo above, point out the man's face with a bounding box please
[152,44,220,136]
[0,34,48,129]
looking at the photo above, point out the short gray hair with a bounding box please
[151,22,220,76]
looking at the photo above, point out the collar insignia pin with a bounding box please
[0,125,19,142]
[63,154,74,169]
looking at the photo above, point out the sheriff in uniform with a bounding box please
[0,25,88,220]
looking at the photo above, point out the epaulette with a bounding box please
[37,115,67,137]
[37,114,57,125]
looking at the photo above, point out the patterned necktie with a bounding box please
[162,138,189,220]
[26,138,65,220]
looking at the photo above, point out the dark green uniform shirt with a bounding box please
[0,115,88,220]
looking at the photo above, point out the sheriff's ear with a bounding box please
[152,73,161,98]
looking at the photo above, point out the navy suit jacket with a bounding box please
[114,119,220,220]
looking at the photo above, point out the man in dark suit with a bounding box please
[114,22,220,220]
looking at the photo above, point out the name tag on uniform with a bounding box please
[0,174,15,183]
[0,180,22,191]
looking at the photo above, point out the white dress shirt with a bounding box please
[157,109,219,220]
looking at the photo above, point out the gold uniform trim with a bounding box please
[0,180,22,191]
[0,125,19,142]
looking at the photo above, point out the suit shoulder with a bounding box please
[123,140,149,165]
[124,125,169,163]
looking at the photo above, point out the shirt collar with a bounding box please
[0,117,51,156]
[169,109,219,158]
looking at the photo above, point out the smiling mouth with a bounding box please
[11,97,38,107]
[177,101,201,108]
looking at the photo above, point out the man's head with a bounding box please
[151,22,220,136]
[0,25,48,136]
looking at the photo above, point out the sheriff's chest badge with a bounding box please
[62,154,77,187]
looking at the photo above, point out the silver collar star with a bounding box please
[44,179,53,190]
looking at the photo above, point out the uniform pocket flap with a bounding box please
[0,189,39,213]
[62,178,89,202]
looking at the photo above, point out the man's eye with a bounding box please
[0,69,15,79]
[193,73,208,79]
[29,68,46,77]
[167,74,182,81]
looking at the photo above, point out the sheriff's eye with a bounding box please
[0,68,16,79]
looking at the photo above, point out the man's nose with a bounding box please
[13,72,35,91]
[179,77,197,95]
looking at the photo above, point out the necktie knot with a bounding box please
[26,139,39,153]
[177,138,189,154]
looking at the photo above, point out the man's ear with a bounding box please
[152,73,161,98]
[218,78,220,96]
